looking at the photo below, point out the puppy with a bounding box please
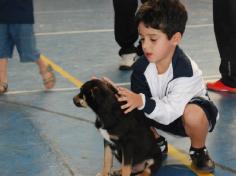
[73,79,162,176]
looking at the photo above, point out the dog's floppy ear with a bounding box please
[101,77,118,95]
[90,86,99,98]
[106,83,118,94]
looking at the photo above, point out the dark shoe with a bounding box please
[156,136,168,161]
[207,79,236,93]
[190,147,215,173]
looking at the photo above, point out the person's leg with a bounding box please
[207,0,236,92]
[0,24,13,94]
[0,59,8,93]
[183,104,209,148]
[182,103,216,173]
[12,24,55,89]
[113,0,138,55]
[219,0,236,86]
[113,0,139,70]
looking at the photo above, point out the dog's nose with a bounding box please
[73,96,82,107]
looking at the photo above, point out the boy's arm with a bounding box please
[131,68,207,125]
[131,69,157,115]
[148,76,206,125]
[131,70,152,96]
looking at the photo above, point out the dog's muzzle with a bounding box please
[73,95,88,108]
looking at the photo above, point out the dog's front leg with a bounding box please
[121,144,133,176]
[121,164,132,176]
[101,140,113,176]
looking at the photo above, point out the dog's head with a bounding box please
[73,79,119,113]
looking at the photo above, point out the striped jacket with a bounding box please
[131,46,208,125]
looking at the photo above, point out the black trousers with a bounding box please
[113,0,146,56]
[213,0,236,87]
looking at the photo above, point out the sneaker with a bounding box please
[207,79,236,93]
[190,147,215,173]
[119,53,138,70]
[156,136,168,161]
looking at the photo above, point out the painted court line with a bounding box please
[169,145,214,176]
[39,55,215,176]
[35,24,213,36]
[4,78,217,95]
[35,9,94,14]
[4,87,79,95]
[41,54,83,88]
[36,29,114,36]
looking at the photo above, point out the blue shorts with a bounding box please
[0,24,40,62]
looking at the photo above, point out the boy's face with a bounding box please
[138,22,178,66]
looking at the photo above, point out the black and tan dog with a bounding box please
[73,79,162,176]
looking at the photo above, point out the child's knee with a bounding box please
[183,104,208,127]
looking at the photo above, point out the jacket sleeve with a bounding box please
[131,68,206,125]
[131,69,157,114]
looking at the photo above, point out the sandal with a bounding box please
[0,83,8,94]
[40,65,56,90]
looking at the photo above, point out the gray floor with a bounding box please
[0,0,236,175]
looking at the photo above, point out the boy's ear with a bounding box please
[171,32,182,45]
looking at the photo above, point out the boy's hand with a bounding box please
[117,87,143,114]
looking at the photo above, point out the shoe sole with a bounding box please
[191,163,215,173]
[207,87,236,93]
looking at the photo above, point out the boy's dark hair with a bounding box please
[136,0,188,39]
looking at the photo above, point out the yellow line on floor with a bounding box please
[168,145,214,176]
[41,55,214,176]
[40,55,83,88]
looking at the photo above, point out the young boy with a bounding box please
[117,0,219,173]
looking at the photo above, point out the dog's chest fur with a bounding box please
[98,128,114,145]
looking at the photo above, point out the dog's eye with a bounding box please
[78,94,83,99]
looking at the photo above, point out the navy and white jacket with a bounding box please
[131,46,208,125]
